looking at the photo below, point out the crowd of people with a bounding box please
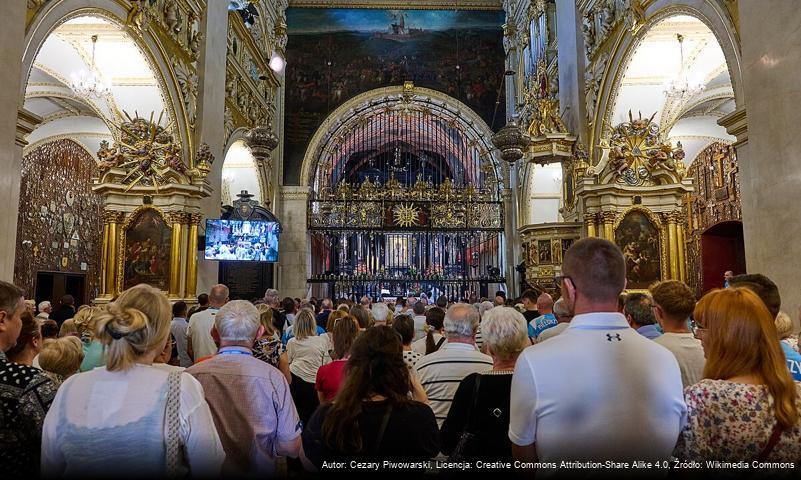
[1,238,801,477]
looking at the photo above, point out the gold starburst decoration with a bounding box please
[393,203,420,227]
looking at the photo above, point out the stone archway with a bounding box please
[590,1,743,158]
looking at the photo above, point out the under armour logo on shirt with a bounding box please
[606,333,622,342]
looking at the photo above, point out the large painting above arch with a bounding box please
[284,8,505,185]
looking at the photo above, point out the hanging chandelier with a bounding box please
[663,33,704,100]
[70,34,112,99]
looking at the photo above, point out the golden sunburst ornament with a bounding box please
[393,203,420,227]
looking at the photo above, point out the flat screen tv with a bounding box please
[204,219,280,262]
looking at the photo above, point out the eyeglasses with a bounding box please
[690,319,706,339]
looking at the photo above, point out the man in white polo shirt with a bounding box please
[509,238,685,472]
[416,303,492,427]
[187,284,229,362]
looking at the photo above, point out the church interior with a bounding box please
[5,0,795,320]
[3,0,801,477]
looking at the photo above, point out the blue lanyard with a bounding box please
[218,349,252,356]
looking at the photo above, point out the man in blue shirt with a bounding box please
[729,273,800,380]
[624,292,661,340]
[530,293,557,340]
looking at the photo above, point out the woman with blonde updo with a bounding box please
[41,284,225,477]
[72,306,105,372]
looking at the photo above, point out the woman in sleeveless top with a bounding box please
[41,284,225,477]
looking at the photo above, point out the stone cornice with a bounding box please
[717,107,747,147]
[288,0,503,9]
[16,108,43,147]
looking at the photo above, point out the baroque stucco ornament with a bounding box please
[596,111,686,186]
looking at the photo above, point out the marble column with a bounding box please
[0,2,27,281]
[665,212,679,280]
[600,211,615,241]
[737,1,801,323]
[501,163,516,297]
[194,1,229,296]
[167,212,185,298]
[555,0,587,136]
[277,186,310,299]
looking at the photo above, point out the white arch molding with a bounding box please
[590,0,743,159]
[299,85,504,190]
[22,1,189,162]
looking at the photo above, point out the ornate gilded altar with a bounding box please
[568,112,692,288]
[92,113,211,302]
[520,223,581,294]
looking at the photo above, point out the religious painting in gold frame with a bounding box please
[121,208,172,291]
[615,210,661,289]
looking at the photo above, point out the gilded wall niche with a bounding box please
[14,139,103,299]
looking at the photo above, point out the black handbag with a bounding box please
[447,375,482,462]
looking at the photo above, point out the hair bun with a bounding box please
[99,303,148,341]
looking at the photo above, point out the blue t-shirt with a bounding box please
[781,341,801,381]
[635,324,662,340]
[530,313,558,339]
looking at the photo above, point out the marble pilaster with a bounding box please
[277,186,310,299]
[0,2,27,281]
[194,1,229,296]
[738,1,801,325]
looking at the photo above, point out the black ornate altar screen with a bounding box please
[307,104,505,300]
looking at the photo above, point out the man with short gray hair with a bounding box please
[36,301,52,321]
[188,300,301,475]
[371,302,390,326]
[415,303,492,426]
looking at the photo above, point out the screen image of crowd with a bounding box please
[204,220,279,262]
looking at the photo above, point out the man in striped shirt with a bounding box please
[415,303,493,427]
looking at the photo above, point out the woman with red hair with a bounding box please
[675,287,801,461]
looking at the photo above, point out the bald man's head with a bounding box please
[562,238,626,304]
[537,293,554,313]
[209,284,230,307]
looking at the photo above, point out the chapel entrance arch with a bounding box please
[301,85,508,300]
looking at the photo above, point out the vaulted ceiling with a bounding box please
[24,16,164,158]
[612,15,735,164]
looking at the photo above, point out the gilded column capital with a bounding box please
[663,211,682,224]
[102,211,125,224]
[583,212,597,223]
[187,213,204,225]
[166,211,188,224]
[600,211,617,224]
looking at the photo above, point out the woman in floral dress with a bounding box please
[675,287,801,463]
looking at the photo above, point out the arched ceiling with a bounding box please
[612,15,735,164]
[23,16,165,158]
[222,140,262,204]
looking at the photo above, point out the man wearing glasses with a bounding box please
[508,238,686,474]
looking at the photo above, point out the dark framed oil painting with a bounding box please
[122,209,172,291]
[615,210,662,289]
[284,8,505,184]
